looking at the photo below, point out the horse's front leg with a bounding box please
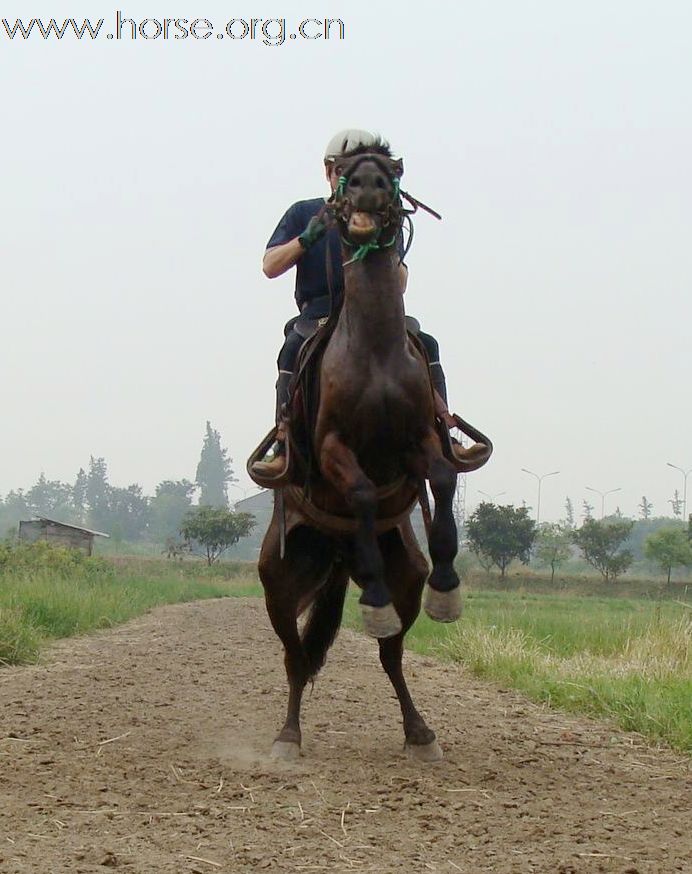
[320,431,402,638]
[418,428,462,622]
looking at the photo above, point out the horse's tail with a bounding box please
[300,563,349,680]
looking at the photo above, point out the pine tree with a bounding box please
[669,490,683,519]
[195,422,235,508]
[73,468,88,523]
[564,497,575,529]
[638,496,653,520]
[87,456,111,531]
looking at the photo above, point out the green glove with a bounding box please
[298,215,327,250]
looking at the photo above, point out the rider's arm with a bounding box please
[263,205,327,279]
[263,239,304,279]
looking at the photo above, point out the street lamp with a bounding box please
[666,462,692,521]
[477,490,506,502]
[521,469,559,525]
[585,486,621,519]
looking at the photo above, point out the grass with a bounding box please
[344,589,691,751]
[2,543,690,752]
[0,545,259,666]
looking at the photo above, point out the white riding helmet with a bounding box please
[324,129,383,162]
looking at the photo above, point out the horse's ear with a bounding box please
[392,158,404,179]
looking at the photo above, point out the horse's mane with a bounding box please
[339,139,393,160]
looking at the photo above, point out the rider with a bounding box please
[251,129,460,477]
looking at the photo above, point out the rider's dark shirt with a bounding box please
[266,198,342,314]
[266,197,406,317]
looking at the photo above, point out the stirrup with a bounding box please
[436,412,493,474]
[247,425,293,488]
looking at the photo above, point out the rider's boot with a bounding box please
[250,371,292,478]
[431,364,489,467]
[430,363,457,430]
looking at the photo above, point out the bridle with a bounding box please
[327,153,442,264]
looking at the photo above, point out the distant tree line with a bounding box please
[466,498,692,584]
[0,421,241,545]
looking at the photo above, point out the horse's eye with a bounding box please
[376,177,387,189]
[350,175,361,187]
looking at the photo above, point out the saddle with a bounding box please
[246,317,493,491]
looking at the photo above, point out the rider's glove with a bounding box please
[298,215,327,250]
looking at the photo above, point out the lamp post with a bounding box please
[521,469,559,526]
[477,490,506,503]
[585,485,621,519]
[666,462,692,521]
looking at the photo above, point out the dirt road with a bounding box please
[1,598,689,873]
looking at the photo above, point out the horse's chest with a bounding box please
[329,372,425,434]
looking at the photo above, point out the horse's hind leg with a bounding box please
[377,526,443,761]
[419,429,462,622]
[259,520,336,760]
[320,431,401,639]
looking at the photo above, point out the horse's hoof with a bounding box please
[406,739,444,762]
[424,585,462,622]
[361,603,402,639]
[271,740,301,761]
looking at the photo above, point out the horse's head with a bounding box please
[330,153,404,256]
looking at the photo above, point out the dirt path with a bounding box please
[1,598,689,873]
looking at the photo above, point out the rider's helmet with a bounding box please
[324,129,384,164]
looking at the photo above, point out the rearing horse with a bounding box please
[254,152,491,762]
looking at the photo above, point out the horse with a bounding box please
[251,151,491,762]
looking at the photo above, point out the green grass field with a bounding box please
[0,544,258,666]
[345,590,691,751]
[1,545,689,751]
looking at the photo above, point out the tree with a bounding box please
[149,479,196,543]
[179,506,256,565]
[669,490,683,519]
[72,468,88,523]
[638,496,653,520]
[86,456,111,531]
[0,490,29,538]
[582,500,594,521]
[26,473,72,517]
[195,422,235,508]
[563,497,575,530]
[535,523,572,583]
[644,527,692,585]
[108,484,149,541]
[571,518,634,582]
[466,502,536,578]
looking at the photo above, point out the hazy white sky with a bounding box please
[2,0,690,522]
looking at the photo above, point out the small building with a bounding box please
[18,516,109,555]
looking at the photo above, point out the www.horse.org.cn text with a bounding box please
[1,13,346,46]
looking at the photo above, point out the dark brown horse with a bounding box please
[253,153,491,762]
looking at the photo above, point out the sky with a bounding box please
[1,1,691,523]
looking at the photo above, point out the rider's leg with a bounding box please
[418,331,457,430]
[250,327,303,475]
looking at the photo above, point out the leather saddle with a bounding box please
[246,317,492,489]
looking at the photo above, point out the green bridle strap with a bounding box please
[342,233,398,266]
[337,169,402,265]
